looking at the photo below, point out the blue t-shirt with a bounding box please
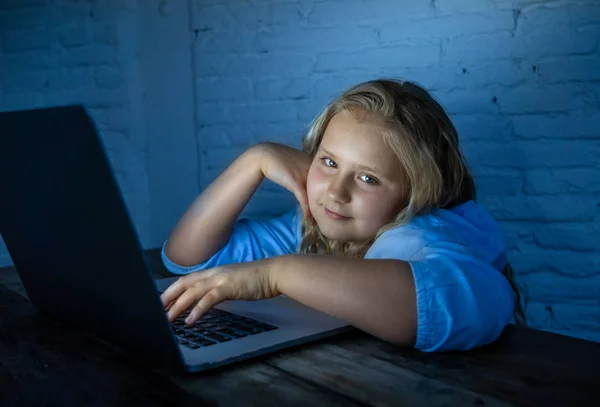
[161,201,515,352]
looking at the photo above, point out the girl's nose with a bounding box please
[327,175,351,204]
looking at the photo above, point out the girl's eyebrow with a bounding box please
[319,147,383,175]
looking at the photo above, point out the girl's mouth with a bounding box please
[324,208,351,221]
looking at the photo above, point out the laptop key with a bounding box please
[219,328,248,338]
[229,323,262,334]
[232,325,253,333]
[253,323,277,331]
[191,326,208,333]
[238,317,259,323]
[198,339,217,347]
[203,333,232,342]
[208,309,232,317]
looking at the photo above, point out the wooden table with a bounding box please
[1,249,599,406]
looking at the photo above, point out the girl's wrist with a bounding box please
[240,145,267,181]
[245,142,280,178]
[265,254,294,296]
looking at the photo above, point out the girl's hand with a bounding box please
[160,259,280,325]
[251,143,313,221]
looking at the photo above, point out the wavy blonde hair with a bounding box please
[299,79,474,257]
[297,78,526,324]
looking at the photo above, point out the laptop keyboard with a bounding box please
[172,308,278,349]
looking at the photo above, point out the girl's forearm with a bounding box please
[272,255,418,345]
[164,148,264,266]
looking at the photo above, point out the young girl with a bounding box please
[160,79,522,352]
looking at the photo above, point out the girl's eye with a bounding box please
[323,158,337,168]
[360,174,377,184]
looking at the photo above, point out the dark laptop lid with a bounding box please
[0,105,183,372]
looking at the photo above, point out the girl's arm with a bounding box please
[162,242,512,350]
[164,148,264,267]
[274,255,417,345]
[162,253,417,345]
[164,144,312,267]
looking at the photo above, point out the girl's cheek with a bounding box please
[307,165,327,192]
[380,194,404,222]
[306,166,319,202]
[362,191,394,216]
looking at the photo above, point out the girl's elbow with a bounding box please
[365,317,417,347]
[386,324,417,347]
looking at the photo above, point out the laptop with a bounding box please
[0,105,351,373]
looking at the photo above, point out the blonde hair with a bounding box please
[299,79,475,257]
[297,78,526,324]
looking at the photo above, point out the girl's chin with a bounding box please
[315,224,356,242]
[316,223,377,243]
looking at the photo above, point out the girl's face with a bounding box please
[306,110,407,242]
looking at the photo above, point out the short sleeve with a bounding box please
[366,237,515,352]
[161,209,301,275]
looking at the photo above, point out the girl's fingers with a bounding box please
[186,285,230,324]
[160,271,215,307]
[303,200,312,222]
[166,278,217,322]
[167,291,200,322]
[160,280,187,308]
[291,180,311,221]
